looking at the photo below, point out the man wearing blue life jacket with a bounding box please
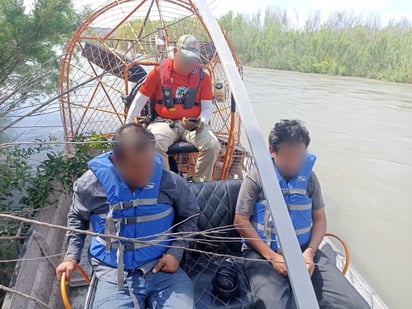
[56,123,198,309]
[234,120,369,309]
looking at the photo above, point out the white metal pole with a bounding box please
[193,1,320,308]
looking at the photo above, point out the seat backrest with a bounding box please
[189,180,243,255]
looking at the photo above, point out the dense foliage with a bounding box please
[220,9,412,83]
[0,135,110,302]
[0,0,86,117]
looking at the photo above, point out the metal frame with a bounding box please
[58,0,244,180]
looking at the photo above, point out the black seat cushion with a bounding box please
[167,142,198,155]
[180,180,255,308]
[189,180,243,254]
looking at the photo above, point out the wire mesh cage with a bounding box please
[59,0,248,180]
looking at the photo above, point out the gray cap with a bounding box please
[176,34,201,60]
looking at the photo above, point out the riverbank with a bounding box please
[220,9,412,83]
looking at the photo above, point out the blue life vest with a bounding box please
[250,154,316,252]
[88,152,174,287]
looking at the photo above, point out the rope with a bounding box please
[0,253,65,264]
[0,284,50,309]
[0,140,111,149]
[0,213,250,247]
[0,213,320,266]
[0,213,172,246]
[0,235,26,241]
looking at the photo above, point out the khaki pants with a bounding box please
[148,119,221,182]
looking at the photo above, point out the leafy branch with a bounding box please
[0,134,110,297]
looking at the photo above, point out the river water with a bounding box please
[243,67,412,309]
[9,67,410,308]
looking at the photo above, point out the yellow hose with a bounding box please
[60,264,91,309]
[325,233,351,275]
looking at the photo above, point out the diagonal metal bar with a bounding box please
[193,1,320,308]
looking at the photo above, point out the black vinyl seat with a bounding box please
[181,180,255,309]
[167,141,199,155]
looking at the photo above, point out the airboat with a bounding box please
[2,1,388,308]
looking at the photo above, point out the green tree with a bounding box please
[0,0,84,117]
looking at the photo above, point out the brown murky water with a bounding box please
[243,67,412,309]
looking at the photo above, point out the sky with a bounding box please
[24,0,412,25]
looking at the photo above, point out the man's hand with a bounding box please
[182,117,203,131]
[152,254,179,273]
[56,259,78,282]
[303,247,315,277]
[268,251,288,276]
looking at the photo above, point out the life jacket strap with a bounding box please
[156,99,200,107]
[95,236,164,251]
[295,226,312,236]
[99,204,173,289]
[110,198,159,211]
[263,204,273,246]
[281,188,307,196]
[159,58,204,110]
[104,208,116,253]
[95,233,170,289]
[122,207,174,225]
[251,221,265,232]
[117,244,124,290]
[99,207,173,225]
[287,203,312,211]
[251,221,272,247]
[253,220,311,237]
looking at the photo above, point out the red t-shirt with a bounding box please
[139,60,213,120]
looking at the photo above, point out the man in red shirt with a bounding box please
[126,35,220,182]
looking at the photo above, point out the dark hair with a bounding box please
[268,120,311,153]
[112,123,155,157]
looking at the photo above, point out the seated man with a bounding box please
[234,120,370,309]
[126,34,220,182]
[56,123,198,309]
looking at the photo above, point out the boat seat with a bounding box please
[181,180,255,308]
[167,141,198,155]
